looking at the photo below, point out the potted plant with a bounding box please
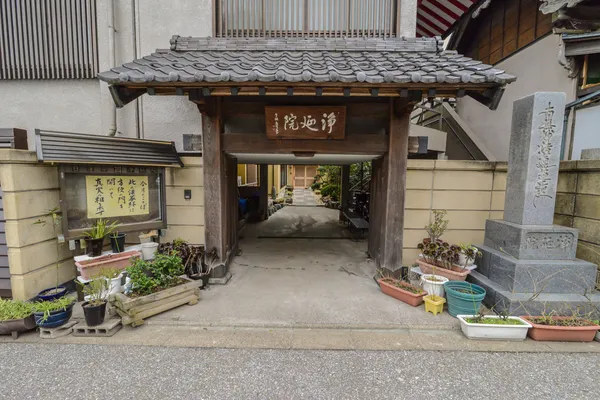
[77,274,110,327]
[32,297,74,328]
[84,218,119,257]
[110,253,200,327]
[377,274,427,307]
[417,210,471,281]
[75,249,141,280]
[521,313,600,342]
[423,295,446,315]
[444,281,486,318]
[33,207,68,301]
[457,309,532,341]
[458,244,481,268]
[109,231,126,253]
[0,298,36,338]
[100,267,123,295]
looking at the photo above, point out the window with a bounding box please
[0,0,99,79]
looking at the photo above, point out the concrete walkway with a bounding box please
[292,188,318,206]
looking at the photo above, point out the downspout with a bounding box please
[107,0,117,136]
[132,0,141,138]
[561,89,600,160]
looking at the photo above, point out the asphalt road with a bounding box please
[0,344,598,399]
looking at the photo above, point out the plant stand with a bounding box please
[39,320,77,339]
[424,295,446,315]
[109,276,200,327]
[72,318,122,337]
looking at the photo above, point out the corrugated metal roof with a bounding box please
[35,130,184,167]
[416,0,478,38]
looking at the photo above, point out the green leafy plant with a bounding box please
[33,207,63,293]
[459,244,482,268]
[76,274,110,307]
[425,210,448,243]
[100,267,121,280]
[32,297,74,322]
[0,298,35,321]
[84,218,119,239]
[417,239,460,270]
[126,253,185,296]
[158,239,204,277]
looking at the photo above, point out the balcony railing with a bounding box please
[214,0,400,38]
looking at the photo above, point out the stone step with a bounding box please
[468,270,600,317]
[477,245,597,294]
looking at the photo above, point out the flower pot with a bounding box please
[109,233,126,253]
[378,279,427,307]
[75,250,141,280]
[0,314,36,338]
[457,315,532,341]
[141,242,159,260]
[458,252,475,267]
[521,316,600,342]
[107,275,122,294]
[424,295,446,315]
[37,286,67,301]
[444,281,486,318]
[421,275,449,298]
[139,234,153,244]
[86,237,105,257]
[33,303,74,328]
[82,301,107,327]
[417,259,470,281]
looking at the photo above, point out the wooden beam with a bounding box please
[222,134,389,155]
[200,99,228,276]
[259,164,269,221]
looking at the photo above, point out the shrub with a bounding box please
[310,182,321,190]
[126,253,185,296]
[0,298,35,321]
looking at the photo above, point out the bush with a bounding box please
[320,184,340,201]
[310,182,321,190]
[126,253,185,296]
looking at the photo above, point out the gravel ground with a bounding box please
[0,344,598,399]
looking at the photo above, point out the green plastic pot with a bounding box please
[444,281,486,318]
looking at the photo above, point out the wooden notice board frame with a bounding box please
[265,106,346,139]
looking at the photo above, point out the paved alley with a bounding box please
[292,187,318,206]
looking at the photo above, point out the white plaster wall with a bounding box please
[0,0,212,151]
[455,35,577,161]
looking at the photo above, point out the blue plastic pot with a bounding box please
[37,286,67,302]
[33,303,74,328]
[444,281,486,318]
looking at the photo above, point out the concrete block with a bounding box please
[431,190,491,210]
[576,242,600,271]
[405,190,431,209]
[576,172,600,195]
[179,156,203,167]
[72,318,122,337]
[491,191,505,210]
[403,229,427,250]
[39,320,77,339]
[9,259,76,300]
[166,187,205,206]
[581,148,600,160]
[504,92,566,226]
[405,170,433,189]
[573,217,600,244]
[446,210,489,230]
[555,193,575,215]
[492,171,507,191]
[484,219,578,260]
[434,160,496,171]
[557,172,577,193]
[403,209,430,229]
[406,159,435,170]
[166,206,205,226]
[553,214,573,228]
[433,170,493,190]
[5,216,64,248]
[490,211,504,220]
[478,245,597,294]
[574,194,600,220]
[3,189,60,220]
[166,166,203,187]
[0,164,59,192]
[442,230,485,247]
[162,225,205,246]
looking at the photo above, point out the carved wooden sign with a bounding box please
[265,106,346,139]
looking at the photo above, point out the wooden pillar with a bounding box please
[259,164,269,220]
[339,165,350,221]
[200,99,228,278]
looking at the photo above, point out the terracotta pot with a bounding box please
[378,279,426,307]
[522,316,600,342]
[75,250,141,280]
[417,259,470,281]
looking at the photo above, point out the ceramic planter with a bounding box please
[457,315,532,341]
[0,314,36,339]
[109,233,126,253]
[37,286,67,301]
[417,259,470,281]
[378,279,426,307]
[86,237,105,257]
[458,252,475,268]
[82,301,107,327]
[424,295,445,315]
[141,242,159,260]
[521,316,600,342]
[110,275,200,327]
[444,281,486,318]
[33,303,74,328]
[421,274,449,298]
[75,250,141,280]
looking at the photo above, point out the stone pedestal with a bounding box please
[468,92,600,316]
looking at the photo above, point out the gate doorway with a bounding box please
[293,165,318,189]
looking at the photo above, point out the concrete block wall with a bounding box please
[0,150,76,300]
[402,160,507,264]
[555,160,600,288]
[164,156,205,245]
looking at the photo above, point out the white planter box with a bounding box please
[458,315,532,341]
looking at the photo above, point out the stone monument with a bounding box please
[469,92,600,315]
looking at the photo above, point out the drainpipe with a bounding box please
[133,0,143,138]
[561,89,600,159]
[107,0,117,136]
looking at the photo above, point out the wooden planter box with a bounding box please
[109,276,200,327]
[378,279,426,307]
[521,316,600,342]
[417,259,470,281]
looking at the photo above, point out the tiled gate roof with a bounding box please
[98,36,516,86]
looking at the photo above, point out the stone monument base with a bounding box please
[477,245,597,294]
[468,270,600,317]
